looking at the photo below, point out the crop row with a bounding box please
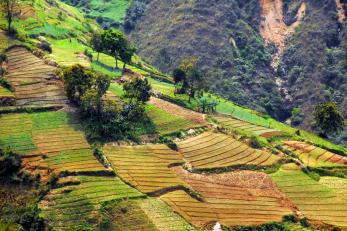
[5,47,67,107]
[283,141,347,167]
[103,144,188,194]
[214,116,283,138]
[177,132,281,169]
[40,176,143,230]
[270,164,347,228]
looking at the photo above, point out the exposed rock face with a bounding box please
[259,0,306,67]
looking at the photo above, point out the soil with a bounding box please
[149,97,206,124]
[336,0,346,23]
[259,0,306,68]
[172,166,299,213]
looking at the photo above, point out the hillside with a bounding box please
[125,0,347,147]
[0,0,347,231]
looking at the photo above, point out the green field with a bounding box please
[271,164,347,228]
[86,0,129,23]
[40,175,143,230]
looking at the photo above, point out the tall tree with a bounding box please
[102,29,126,69]
[2,0,18,35]
[174,57,206,102]
[314,102,345,137]
[119,43,136,73]
[90,32,103,62]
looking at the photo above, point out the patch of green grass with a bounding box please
[109,82,124,97]
[0,86,14,98]
[40,176,143,229]
[29,111,71,130]
[99,199,158,231]
[145,104,197,135]
[87,0,129,23]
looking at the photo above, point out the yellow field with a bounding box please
[177,132,281,169]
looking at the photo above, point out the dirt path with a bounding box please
[149,97,206,124]
[336,0,346,23]
[259,0,306,68]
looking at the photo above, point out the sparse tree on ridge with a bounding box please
[102,29,127,69]
[119,43,136,73]
[314,102,345,138]
[91,32,103,62]
[173,57,206,102]
[1,0,19,35]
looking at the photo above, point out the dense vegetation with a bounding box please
[279,0,347,146]
[129,0,287,120]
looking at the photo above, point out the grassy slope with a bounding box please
[148,78,347,155]
[109,82,200,135]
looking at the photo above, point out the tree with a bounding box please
[174,57,206,102]
[91,32,103,62]
[314,102,345,137]
[119,43,136,73]
[102,29,127,69]
[60,64,110,105]
[1,0,18,35]
[123,77,151,104]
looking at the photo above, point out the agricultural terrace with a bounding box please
[4,47,67,107]
[103,144,189,194]
[149,97,206,124]
[214,115,283,138]
[101,198,195,231]
[0,112,106,180]
[283,141,347,167]
[161,186,293,229]
[168,167,294,228]
[139,198,196,231]
[271,164,347,228]
[149,78,347,156]
[145,104,203,135]
[176,132,281,170]
[40,175,143,230]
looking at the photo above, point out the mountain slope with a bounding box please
[129,0,288,120]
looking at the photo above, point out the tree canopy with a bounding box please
[314,102,345,137]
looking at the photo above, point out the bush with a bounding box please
[0,150,21,177]
[38,41,52,53]
[249,136,267,149]
[300,217,310,227]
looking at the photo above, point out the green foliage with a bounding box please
[223,222,291,231]
[123,78,151,104]
[249,136,267,149]
[102,29,127,68]
[90,32,103,61]
[314,102,345,137]
[0,150,21,178]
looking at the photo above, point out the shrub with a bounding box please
[38,41,52,53]
[300,217,310,227]
[249,136,267,149]
[0,150,21,177]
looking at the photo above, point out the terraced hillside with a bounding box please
[214,115,283,138]
[176,132,281,170]
[164,168,295,228]
[4,47,67,107]
[283,141,347,167]
[39,175,143,230]
[103,144,188,194]
[0,112,107,181]
[271,164,347,229]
